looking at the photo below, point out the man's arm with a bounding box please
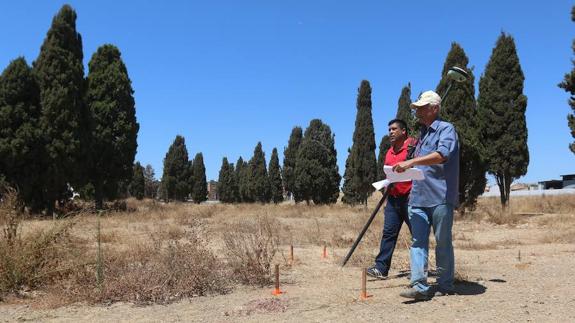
[392,124,458,173]
[392,151,445,173]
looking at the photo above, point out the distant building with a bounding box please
[561,174,575,189]
[207,180,219,200]
[538,180,563,190]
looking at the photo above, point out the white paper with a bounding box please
[383,165,424,182]
[371,179,390,191]
[371,166,425,191]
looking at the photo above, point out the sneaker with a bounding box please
[366,267,388,279]
[399,287,431,300]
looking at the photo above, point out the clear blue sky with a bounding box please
[1,1,573,184]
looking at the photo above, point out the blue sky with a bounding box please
[1,1,573,184]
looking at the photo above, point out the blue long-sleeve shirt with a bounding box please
[409,119,460,208]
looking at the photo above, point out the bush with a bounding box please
[0,188,77,296]
[223,216,279,286]
[64,222,229,305]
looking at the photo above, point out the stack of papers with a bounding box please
[371,166,425,191]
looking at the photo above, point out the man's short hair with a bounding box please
[388,118,408,131]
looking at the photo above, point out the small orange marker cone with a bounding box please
[272,264,283,295]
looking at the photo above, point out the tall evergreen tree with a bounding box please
[86,44,139,209]
[248,142,270,203]
[161,135,190,201]
[395,83,417,136]
[559,6,575,154]
[143,164,158,199]
[435,42,487,212]
[342,148,361,204]
[478,33,529,208]
[190,153,207,204]
[128,162,145,200]
[294,119,341,204]
[217,157,238,203]
[0,58,44,211]
[268,148,283,204]
[342,80,377,205]
[376,135,391,181]
[282,126,302,202]
[33,5,87,215]
[236,156,251,202]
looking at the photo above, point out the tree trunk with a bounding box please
[94,180,104,210]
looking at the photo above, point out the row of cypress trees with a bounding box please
[217,143,283,204]
[159,135,208,203]
[0,5,139,215]
[214,32,529,209]
[217,119,341,205]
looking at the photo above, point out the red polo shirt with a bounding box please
[385,137,415,197]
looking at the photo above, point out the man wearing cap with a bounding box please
[392,90,460,300]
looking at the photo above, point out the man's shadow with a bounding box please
[402,280,487,304]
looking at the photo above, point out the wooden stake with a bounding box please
[360,268,368,300]
[272,264,283,295]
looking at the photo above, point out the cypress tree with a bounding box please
[248,142,270,203]
[236,156,251,202]
[395,83,417,136]
[33,5,87,215]
[558,6,575,154]
[143,164,158,199]
[376,135,391,181]
[191,153,207,204]
[0,58,44,211]
[342,148,361,204]
[86,44,139,209]
[435,42,487,212]
[128,162,145,200]
[161,135,190,201]
[478,33,529,208]
[294,119,341,204]
[342,80,377,205]
[282,126,302,202]
[269,148,283,204]
[217,157,237,203]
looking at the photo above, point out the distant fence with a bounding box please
[481,188,575,197]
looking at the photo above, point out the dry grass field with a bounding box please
[1,192,575,322]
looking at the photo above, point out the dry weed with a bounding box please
[223,215,279,286]
[63,223,229,305]
[0,188,80,296]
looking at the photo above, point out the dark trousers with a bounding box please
[374,194,411,273]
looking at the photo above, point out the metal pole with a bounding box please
[341,185,392,268]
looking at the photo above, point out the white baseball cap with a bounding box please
[410,90,442,109]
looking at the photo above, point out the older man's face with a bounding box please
[415,104,439,125]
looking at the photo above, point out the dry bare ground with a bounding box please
[1,194,575,322]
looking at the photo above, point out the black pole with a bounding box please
[341,185,392,268]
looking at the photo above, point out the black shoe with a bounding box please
[399,287,431,300]
[366,266,388,279]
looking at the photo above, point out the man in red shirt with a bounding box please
[367,119,413,279]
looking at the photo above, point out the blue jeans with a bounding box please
[374,195,411,273]
[409,204,454,294]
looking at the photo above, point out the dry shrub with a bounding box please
[538,228,575,244]
[223,215,279,286]
[469,200,523,225]
[0,188,79,296]
[64,223,229,305]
